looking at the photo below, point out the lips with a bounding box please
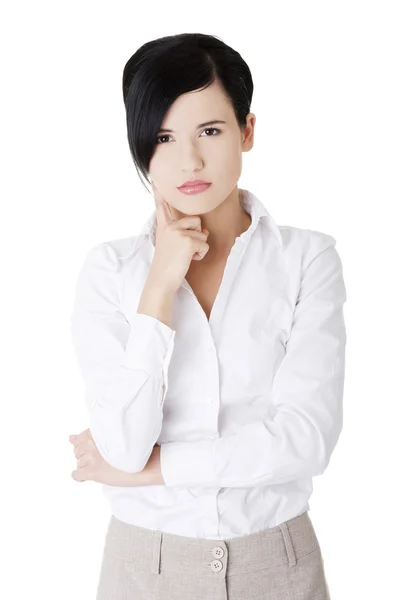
[178,179,210,188]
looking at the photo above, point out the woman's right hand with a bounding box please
[148,182,210,294]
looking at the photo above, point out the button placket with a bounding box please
[209,545,226,572]
[203,332,218,407]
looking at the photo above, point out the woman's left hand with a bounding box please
[69,428,141,486]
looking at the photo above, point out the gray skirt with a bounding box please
[96,510,331,600]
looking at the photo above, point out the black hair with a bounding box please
[122,33,254,191]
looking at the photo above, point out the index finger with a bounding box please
[151,182,175,226]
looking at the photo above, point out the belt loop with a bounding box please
[150,530,162,575]
[278,522,297,567]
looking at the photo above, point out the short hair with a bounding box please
[122,33,254,191]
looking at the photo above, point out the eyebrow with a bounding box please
[158,120,227,133]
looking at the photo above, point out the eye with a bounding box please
[155,127,221,144]
[200,127,221,137]
[155,134,171,144]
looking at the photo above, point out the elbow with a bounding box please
[102,435,158,474]
[103,436,160,474]
[89,408,163,474]
[312,421,343,476]
[277,404,343,479]
[313,449,331,477]
[90,432,149,474]
[106,450,151,474]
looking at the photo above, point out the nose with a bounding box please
[177,144,204,173]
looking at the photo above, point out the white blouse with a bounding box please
[70,188,347,539]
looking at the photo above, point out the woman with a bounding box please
[69,33,346,599]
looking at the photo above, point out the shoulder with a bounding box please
[278,225,338,267]
[81,234,145,271]
[72,235,147,315]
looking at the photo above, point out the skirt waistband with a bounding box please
[103,510,320,577]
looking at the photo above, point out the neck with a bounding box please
[177,187,252,257]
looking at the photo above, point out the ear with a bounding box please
[242,113,256,150]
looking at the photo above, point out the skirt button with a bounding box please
[211,559,223,572]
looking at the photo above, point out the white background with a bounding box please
[1,1,399,598]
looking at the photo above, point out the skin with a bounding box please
[148,78,255,259]
[69,429,164,486]
[69,79,257,487]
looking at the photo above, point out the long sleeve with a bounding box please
[70,242,176,474]
[160,237,347,488]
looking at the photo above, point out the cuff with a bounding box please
[160,439,215,487]
[122,312,176,378]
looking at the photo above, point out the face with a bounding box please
[148,79,255,216]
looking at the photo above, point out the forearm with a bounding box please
[137,274,175,328]
[138,445,165,486]
[111,445,164,487]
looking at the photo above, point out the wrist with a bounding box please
[146,270,176,296]
[142,445,165,486]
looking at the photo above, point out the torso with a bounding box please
[184,212,252,321]
[185,254,228,322]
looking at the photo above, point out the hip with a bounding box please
[96,509,331,599]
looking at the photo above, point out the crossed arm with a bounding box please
[70,236,346,489]
[69,431,164,486]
